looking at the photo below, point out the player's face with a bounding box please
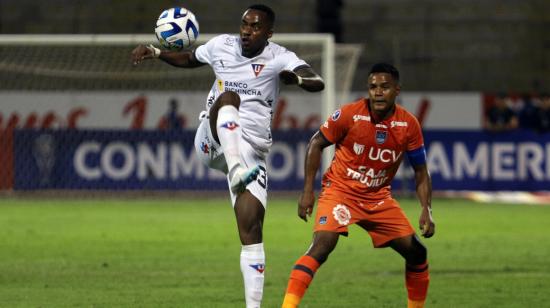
[367,73,400,115]
[240,9,273,58]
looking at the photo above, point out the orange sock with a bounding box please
[405,262,430,308]
[282,255,320,308]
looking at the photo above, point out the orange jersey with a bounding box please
[320,98,424,200]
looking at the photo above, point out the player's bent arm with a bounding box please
[294,66,325,92]
[303,131,332,193]
[279,66,325,92]
[157,48,205,68]
[131,44,205,68]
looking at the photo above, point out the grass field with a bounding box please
[1,197,549,308]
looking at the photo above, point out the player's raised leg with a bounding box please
[210,91,260,193]
[389,235,430,308]
[282,231,339,308]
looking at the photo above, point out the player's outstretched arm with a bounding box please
[131,44,205,68]
[298,131,332,222]
[279,66,325,92]
[413,164,435,238]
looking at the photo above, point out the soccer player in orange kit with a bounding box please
[282,63,435,308]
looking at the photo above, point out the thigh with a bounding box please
[228,139,268,208]
[194,117,227,173]
[357,198,415,248]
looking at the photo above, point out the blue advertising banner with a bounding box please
[423,130,550,191]
[13,129,317,190]
[13,129,550,191]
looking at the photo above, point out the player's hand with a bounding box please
[298,190,315,222]
[131,44,155,66]
[419,207,435,238]
[279,70,300,85]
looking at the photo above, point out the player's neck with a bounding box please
[241,42,269,58]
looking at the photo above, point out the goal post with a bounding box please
[0,33,340,117]
[0,34,362,190]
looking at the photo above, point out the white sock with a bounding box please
[240,243,265,308]
[216,105,242,177]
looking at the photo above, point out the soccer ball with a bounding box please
[155,7,199,50]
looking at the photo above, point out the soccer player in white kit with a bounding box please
[131,4,324,307]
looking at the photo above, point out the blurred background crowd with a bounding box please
[1,0,549,93]
[484,92,550,134]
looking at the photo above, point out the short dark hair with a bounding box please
[369,63,400,82]
[247,4,275,27]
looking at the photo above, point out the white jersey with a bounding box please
[194,34,308,153]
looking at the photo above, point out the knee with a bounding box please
[217,91,240,108]
[407,242,427,264]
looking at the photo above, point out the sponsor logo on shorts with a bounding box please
[207,94,215,107]
[249,263,265,274]
[200,142,209,154]
[220,121,239,130]
[332,204,351,225]
[319,216,327,225]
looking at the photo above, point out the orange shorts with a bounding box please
[313,191,415,247]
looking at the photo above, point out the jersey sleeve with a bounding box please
[406,114,424,151]
[274,48,308,72]
[194,34,225,65]
[319,105,352,144]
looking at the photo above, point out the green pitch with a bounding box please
[1,197,549,308]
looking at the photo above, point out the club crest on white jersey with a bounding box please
[251,64,265,77]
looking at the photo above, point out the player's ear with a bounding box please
[267,28,273,39]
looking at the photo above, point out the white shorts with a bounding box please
[194,116,268,208]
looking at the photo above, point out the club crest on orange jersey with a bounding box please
[375,130,387,144]
[251,64,265,77]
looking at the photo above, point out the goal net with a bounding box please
[0,34,362,191]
